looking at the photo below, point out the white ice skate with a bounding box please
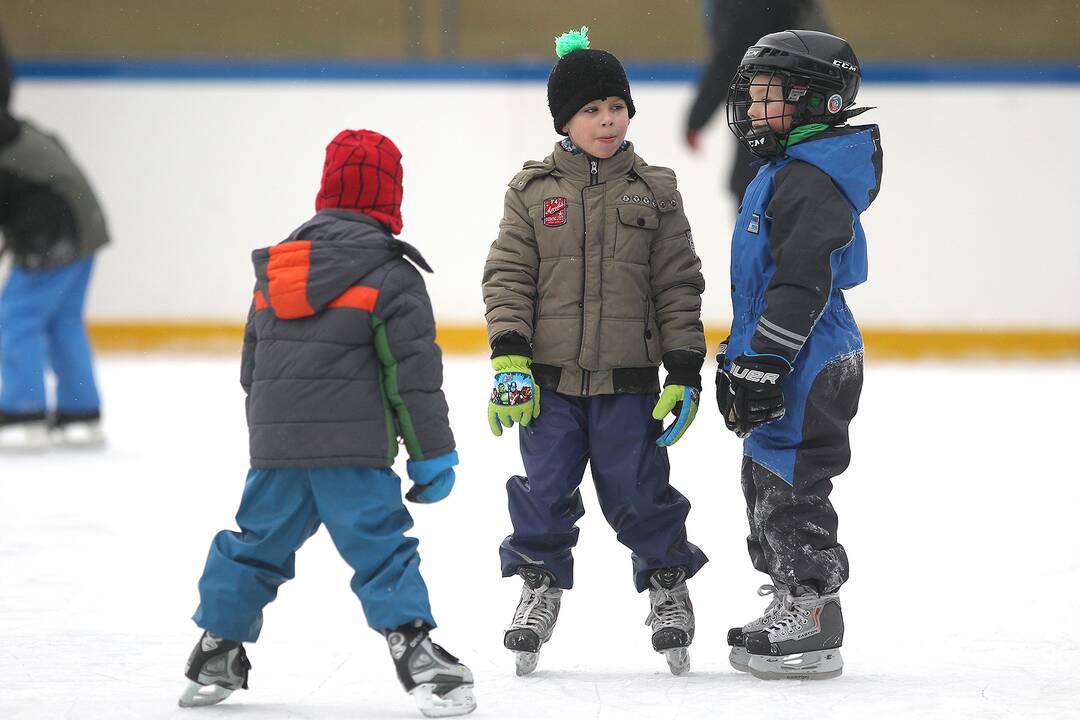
[0,418,49,452]
[49,418,105,448]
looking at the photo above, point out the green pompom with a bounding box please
[554,26,590,58]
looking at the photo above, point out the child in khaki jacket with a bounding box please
[482,26,708,677]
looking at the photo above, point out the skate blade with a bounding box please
[728,645,750,673]
[747,649,843,680]
[514,651,539,676]
[410,683,476,718]
[663,647,690,676]
[178,680,234,707]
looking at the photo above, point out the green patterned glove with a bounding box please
[652,384,700,446]
[488,355,541,437]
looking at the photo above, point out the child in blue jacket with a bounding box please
[716,30,882,680]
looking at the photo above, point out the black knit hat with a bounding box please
[547,27,635,135]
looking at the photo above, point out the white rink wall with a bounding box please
[12,80,1080,329]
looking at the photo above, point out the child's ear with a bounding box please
[560,124,569,134]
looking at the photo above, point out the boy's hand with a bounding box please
[487,355,540,436]
[405,450,458,504]
[720,354,791,438]
[653,384,700,447]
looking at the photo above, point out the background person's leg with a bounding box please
[46,257,100,414]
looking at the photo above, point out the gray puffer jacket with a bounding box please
[242,208,454,468]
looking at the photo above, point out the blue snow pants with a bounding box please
[0,256,100,414]
[193,466,434,642]
[499,391,708,593]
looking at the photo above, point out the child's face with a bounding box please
[747,73,795,134]
[561,97,630,159]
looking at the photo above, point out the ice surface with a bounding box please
[1,356,1078,719]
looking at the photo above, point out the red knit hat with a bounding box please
[315,129,404,234]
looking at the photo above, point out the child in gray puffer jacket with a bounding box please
[180,129,476,718]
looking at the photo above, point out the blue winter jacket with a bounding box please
[725,124,882,484]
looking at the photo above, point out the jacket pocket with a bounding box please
[644,298,660,365]
[615,205,659,264]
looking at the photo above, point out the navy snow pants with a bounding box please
[193,466,434,642]
[499,391,708,592]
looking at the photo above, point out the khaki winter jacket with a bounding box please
[483,142,706,396]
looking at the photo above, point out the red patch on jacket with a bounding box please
[543,197,567,227]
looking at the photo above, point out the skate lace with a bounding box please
[764,593,814,635]
[644,586,691,630]
[511,583,558,632]
[755,584,782,623]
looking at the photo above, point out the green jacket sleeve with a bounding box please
[240,300,257,396]
[372,262,455,461]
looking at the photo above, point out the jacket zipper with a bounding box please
[580,157,599,396]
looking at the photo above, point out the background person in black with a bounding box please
[684,0,831,204]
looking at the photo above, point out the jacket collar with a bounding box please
[314,207,393,233]
[550,140,636,183]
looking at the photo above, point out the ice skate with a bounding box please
[386,620,476,717]
[727,584,783,672]
[644,567,694,676]
[503,565,562,676]
[0,412,49,452]
[49,411,105,448]
[743,588,844,680]
[178,630,250,708]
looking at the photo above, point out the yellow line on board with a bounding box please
[87,322,1080,360]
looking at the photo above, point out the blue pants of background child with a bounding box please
[193,466,435,642]
[0,256,100,415]
[499,391,708,593]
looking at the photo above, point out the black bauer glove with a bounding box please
[714,338,732,422]
[718,353,791,438]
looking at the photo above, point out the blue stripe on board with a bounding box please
[12,58,1080,83]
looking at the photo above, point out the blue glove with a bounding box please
[405,450,459,504]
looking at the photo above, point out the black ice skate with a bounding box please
[178,630,250,708]
[743,588,844,680]
[503,565,562,676]
[644,567,695,676]
[386,620,476,717]
[726,584,782,672]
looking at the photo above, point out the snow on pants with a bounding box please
[741,350,863,595]
[499,391,708,593]
[0,256,100,414]
[193,466,434,642]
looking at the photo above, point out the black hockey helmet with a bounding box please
[726,30,868,158]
